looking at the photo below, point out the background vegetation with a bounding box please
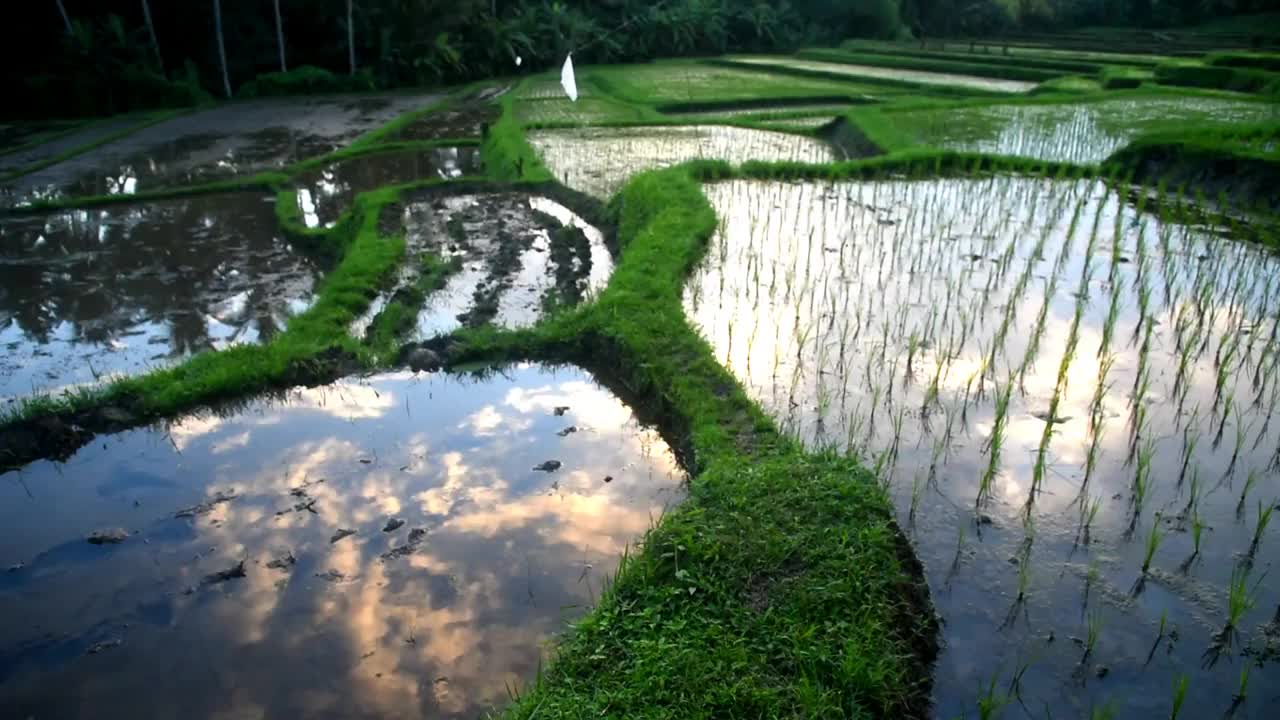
[6,0,1278,119]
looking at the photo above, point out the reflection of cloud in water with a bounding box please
[0,364,682,719]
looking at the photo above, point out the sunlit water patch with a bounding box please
[369,193,612,338]
[685,178,1280,717]
[4,94,440,207]
[728,57,1036,93]
[0,194,315,401]
[295,147,481,228]
[891,98,1280,163]
[529,125,836,199]
[0,364,683,719]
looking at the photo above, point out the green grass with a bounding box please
[586,60,905,106]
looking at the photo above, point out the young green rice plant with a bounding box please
[1084,607,1104,662]
[1133,437,1157,519]
[1237,469,1260,518]
[908,471,924,527]
[978,379,1015,508]
[1177,427,1199,489]
[976,674,1009,720]
[1232,665,1250,708]
[1145,609,1169,666]
[1206,563,1259,665]
[1142,520,1164,576]
[1248,499,1275,558]
[1169,674,1189,720]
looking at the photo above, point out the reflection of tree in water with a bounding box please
[0,193,313,354]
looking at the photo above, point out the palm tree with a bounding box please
[213,0,232,98]
[54,0,72,36]
[346,0,356,75]
[140,0,163,73]
[273,0,287,72]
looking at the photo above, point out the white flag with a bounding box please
[515,55,523,67]
[560,53,578,102]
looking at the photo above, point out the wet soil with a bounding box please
[388,102,499,142]
[0,193,316,401]
[3,94,441,207]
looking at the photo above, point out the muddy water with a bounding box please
[382,193,613,337]
[0,193,315,400]
[893,98,1280,163]
[0,364,683,719]
[295,147,482,228]
[529,125,837,200]
[685,178,1280,718]
[3,94,440,207]
[729,56,1037,93]
[389,103,499,141]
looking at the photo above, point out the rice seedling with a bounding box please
[1248,499,1275,558]
[1232,665,1250,708]
[1169,674,1189,720]
[1084,607,1104,662]
[1145,609,1169,665]
[1205,563,1259,666]
[1133,437,1157,519]
[1142,520,1164,575]
[976,674,1009,720]
[1238,469,1260,517]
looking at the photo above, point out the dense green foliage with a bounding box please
[6,0,1278,119]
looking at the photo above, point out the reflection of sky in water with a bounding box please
[529,125,836,200]
[0,364,683,719]
[895,98,1280,163]
[686,178,1280,718]
[296,148,483,229]
[0,195,315,401]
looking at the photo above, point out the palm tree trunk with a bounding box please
[54,0,72,36]
[140,0,163,73]
[347,0,356,76]
[273,0,287,72]
[213,0,232,98]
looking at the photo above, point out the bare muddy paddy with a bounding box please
[685,178,1280,717]
[529,125,837,199]
[0,193,315,400]
[728,56,1037,93]
[3,94,440,207]
[295,147,482,228]
[0,364,683,719]
[367,193,613,338]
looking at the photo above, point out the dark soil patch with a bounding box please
[390,102,499,141]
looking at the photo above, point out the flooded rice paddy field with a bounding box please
[0,364,684,719]
[888,97,1280,163]
[295,147,482,229]
[0,193,315,401]
[0,116,147,178]
[3,93,440,207]
[367,193,612,339]
[728,56,1039,93]
[529,125,837,199]
[684,177,1280,717]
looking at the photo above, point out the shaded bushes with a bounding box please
[1154,61,1280,95]
[238,66,376,98]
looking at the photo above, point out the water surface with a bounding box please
[0,193,315,400]
[0,364,683,719]
[4,94,440,207]
[685,178,1280,718]
[529,125,836,199]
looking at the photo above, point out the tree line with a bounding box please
[5,0,1277,118]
